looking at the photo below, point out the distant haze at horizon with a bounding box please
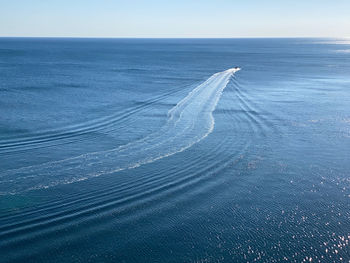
[0,0,349,38]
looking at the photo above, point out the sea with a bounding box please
[0,38,349,262]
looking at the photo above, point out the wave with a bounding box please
[0,85,186,154]
[0,68,240,195]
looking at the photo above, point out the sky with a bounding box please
[0,0,349,38]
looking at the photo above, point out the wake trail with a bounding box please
[0,68,240,194]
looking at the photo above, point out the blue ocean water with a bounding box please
[0,38,349,262]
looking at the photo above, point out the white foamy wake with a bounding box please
[1,68,240,194]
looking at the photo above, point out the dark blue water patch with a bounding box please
[0,38,349,262]
[0,125,29,136]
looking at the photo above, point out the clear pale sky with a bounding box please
[0,0,349,38]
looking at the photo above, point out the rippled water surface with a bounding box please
[0,38,349,262]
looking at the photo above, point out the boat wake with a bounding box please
[0,68,240,194]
